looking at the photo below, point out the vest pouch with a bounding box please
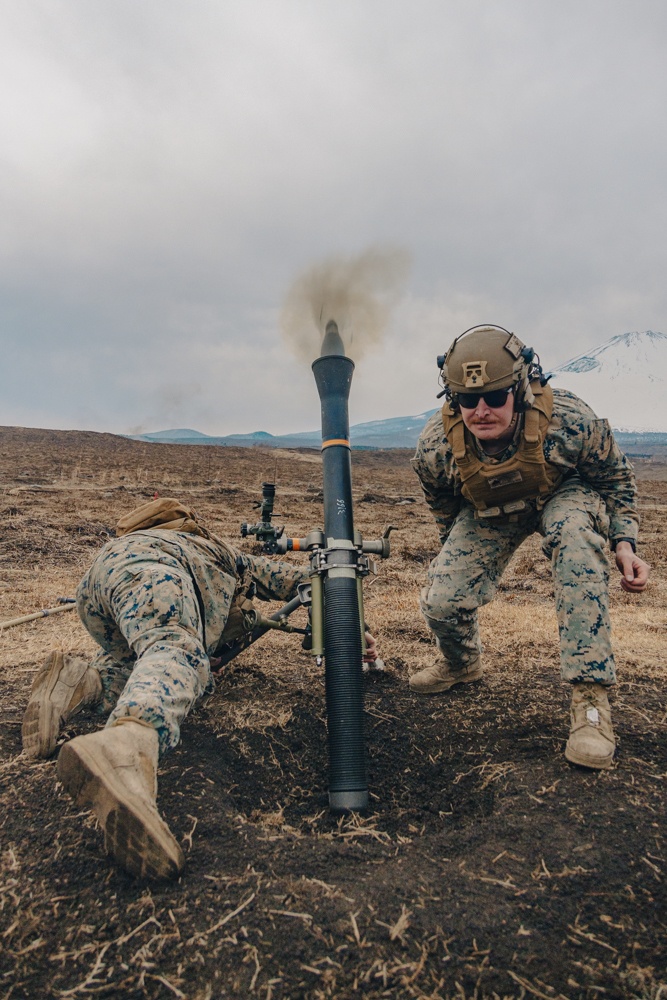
[503,499,529,514]
[441,382,563,515]
[475,499,531,520]
[477,506,503,519]
[471,456,542,508]
[218,595,258,643]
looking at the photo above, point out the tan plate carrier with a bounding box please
[441,382,563,519]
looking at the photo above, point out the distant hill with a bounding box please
[132,330,667,450]
[130,411,438,450]
[138,428,210,441]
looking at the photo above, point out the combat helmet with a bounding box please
[437,325,539,410]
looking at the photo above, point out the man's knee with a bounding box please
[542,488,610,561]
[542,511,605,561]
[420,583,462,623]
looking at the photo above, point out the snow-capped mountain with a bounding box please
[548,330,667,432]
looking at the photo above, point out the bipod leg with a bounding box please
[213,588,311,670]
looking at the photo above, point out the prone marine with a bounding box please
[410,325,650,768]
[21,499,312,879]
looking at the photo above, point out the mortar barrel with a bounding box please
[312,320,368,812]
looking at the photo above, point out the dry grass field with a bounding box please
[0,425,666,1000]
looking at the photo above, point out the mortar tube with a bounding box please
[312,321,367,812]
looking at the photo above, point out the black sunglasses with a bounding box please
[457,387,513,409]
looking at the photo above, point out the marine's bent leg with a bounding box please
[415,508,530,688]
[77,566,138,713]
[105,565,210,754]
[540,481,616,685]
[540,481,616,769]
[58,543,204,876]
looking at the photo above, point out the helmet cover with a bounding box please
[442,325,529,394]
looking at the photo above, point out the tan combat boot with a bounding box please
[57,717,184,879]
[565,682,615,770]
[22,650,102,759]
[409,654,483,694]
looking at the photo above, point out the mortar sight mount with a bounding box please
[240,481,284,554]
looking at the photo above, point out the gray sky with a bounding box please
[1,0,666,435]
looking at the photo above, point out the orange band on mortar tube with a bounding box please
[321,438,350,450]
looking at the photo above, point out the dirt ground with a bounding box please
[0,425,666,1000]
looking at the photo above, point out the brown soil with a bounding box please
[0,425,666,1000]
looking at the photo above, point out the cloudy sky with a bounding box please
[1,1,665,435]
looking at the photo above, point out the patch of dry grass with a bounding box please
[1,426,666,999]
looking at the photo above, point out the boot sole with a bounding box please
[409,670,483,695]
[22,654,99,759]
[22,698,58,759]
[57,739,184,879]
[22,653,72,758]
[564,744,614,770]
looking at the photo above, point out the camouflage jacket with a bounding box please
[90,528,309,657]
[412,389,639,546]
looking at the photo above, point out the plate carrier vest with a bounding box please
[441,381,563,519]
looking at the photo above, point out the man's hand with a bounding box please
[364,631,378,661]
[363,630,386,672]
[615,541,650,593]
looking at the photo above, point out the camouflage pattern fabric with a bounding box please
[414,390,638,686]
[77,529,308,754]
[413,389,639,547]
[420,478,615,684]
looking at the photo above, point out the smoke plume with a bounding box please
[281,247,410,361]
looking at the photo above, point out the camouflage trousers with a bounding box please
[420,478,616,685]
[77,547,222,756]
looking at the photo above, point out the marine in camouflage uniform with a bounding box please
[410,325,649,772]
[414,389,637,685]
[77,528,307,754]
[22,499,309,879]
